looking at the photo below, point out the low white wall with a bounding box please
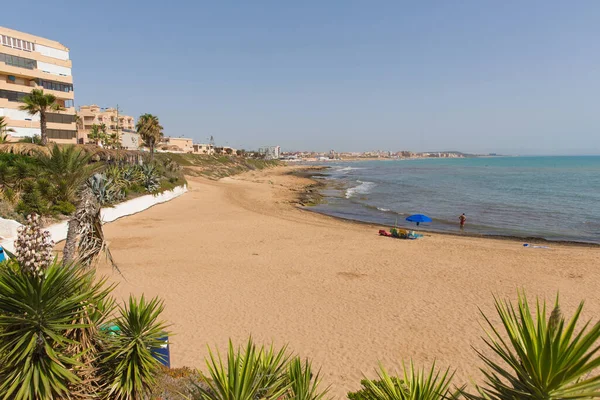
[0,185,187,253]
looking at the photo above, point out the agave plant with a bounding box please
[360,362,460,400]
[102,295,169,400]
[113,164,144,188]
[192,338,291,400]
[466,292,600,400]
[88,173,124,206]
[141,164,160,193]
[287,357,330,400]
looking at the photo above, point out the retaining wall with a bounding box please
[0,185,188,253]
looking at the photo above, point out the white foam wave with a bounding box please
[377,207,391,212]
[337,166,365,173]
[345,181,376,199]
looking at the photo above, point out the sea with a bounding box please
[308,156,600,244]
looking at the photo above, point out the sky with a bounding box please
[3,1,600,154]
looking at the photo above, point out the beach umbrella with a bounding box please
[405,214,432,226]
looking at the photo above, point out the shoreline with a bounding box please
[290,166,599,248]
[96,166,600,398]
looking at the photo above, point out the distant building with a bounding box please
[193,143,214,155]
[258,145,281,160]
[120,131,140,150]
[160,136,194,153]
[77,104,138,147]
[0,26,77,143]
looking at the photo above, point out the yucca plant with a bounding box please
[192,338,291,400]
[287,357,330,400]
[360,362,459,400]
[0,260,107,400]
[102,295,169,400]
[466,292,600,399]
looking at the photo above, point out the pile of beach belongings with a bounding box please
[379,228,423,240]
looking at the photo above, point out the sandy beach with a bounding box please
[97,166,600,398]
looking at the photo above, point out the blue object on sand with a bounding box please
[0,246,5,262]
[405,214,432,224]
[153,335,171,368]
[523,243,550,249]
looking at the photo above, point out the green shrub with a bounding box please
[128,183,145,194]
[52,201,76,215]
[151,366,206,399]
[16,181,50,216]
[0,199,24,222]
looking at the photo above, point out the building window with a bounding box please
[46,113,76,124]
[46,129,77,140]
[64,100,74,108]
[1,35,34,52]
[0,89,28,102]
[0,52,37,69]
[37,79,73,92]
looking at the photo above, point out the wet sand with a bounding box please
[96,166,600,398]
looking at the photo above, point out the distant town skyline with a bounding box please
[3,1,600,155]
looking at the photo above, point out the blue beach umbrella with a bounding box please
[405,214,432,226]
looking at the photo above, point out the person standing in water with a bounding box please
[459,213,466,229]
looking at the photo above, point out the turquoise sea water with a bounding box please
[310,156,600,244]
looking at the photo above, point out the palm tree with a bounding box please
[88,124,104,145]
[0,116,15,143]
[136,114,163,161]
[37,144,98,204]
[19,89,64,146]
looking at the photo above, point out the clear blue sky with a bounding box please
[4,1,600,154]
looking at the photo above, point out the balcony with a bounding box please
[0,63,73,84]
[0,46,72,69]
[0,80,35,95]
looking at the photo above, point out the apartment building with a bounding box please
[77,104,139,149]
[258,145,281,160]
[0,26,76,143]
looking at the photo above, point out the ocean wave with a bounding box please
[336,166,365,173]
[345,180,376,199]
[377,207,391,212]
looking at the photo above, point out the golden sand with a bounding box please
[97,166,600,398]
